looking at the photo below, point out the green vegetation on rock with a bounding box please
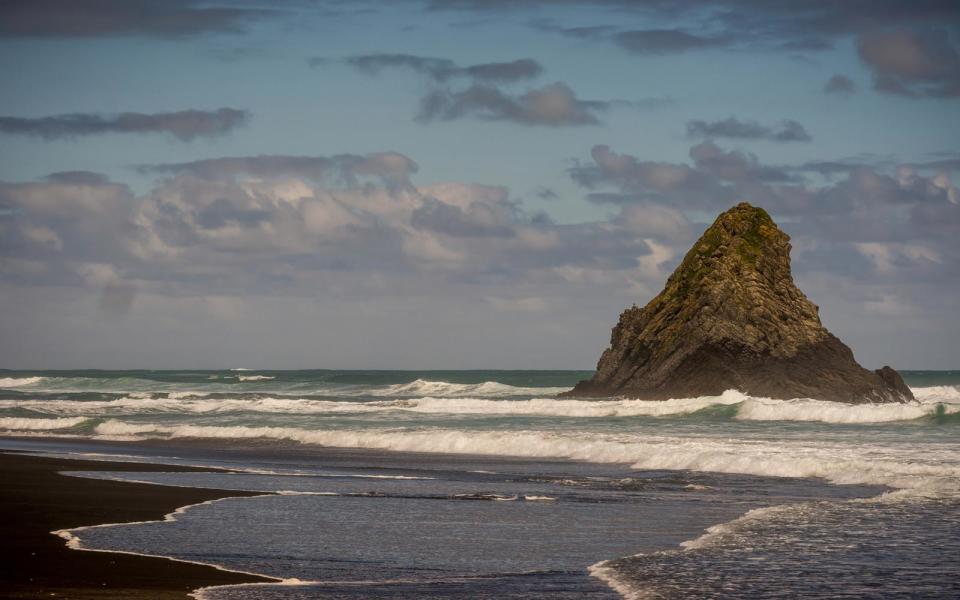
[564,202,914,404]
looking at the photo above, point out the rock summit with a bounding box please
[566,202,913,403]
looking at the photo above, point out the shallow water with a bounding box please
[10,438,882,599]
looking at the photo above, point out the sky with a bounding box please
[0,0,958,370]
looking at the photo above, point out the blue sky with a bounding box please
[1,1,958,369]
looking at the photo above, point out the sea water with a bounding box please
[1,369,958,598]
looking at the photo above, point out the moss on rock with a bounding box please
[564,202,914,404]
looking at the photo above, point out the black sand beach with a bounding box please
[0,452,272,599]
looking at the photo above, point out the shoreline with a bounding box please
[0,435,910,599]
[0,451,276,599]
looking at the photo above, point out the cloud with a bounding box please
[411,196,516,238]
[569,140,960,253]
[615,29,728,54]
[535,187,559,200]
[313,53,641,127]
[416,82,615,126]
[689,141,794,182]
[528,22,733,56]
[824,74,857,95]
[139,152,419,189]
[686,117,812,142]
[0,108,249,141]
[0,0,272,39]
[0,150,673,306]
[856,29,960,98]
[514,1,960,67]
[323,53,544,83]
[2,143,959,368]
[44,171,111,185]
[527,20,616,40]
[485,296,548,311]
[570,145,715,209]
[564,141,960,365]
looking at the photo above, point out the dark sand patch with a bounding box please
[0,452,273,599]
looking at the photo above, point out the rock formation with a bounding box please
[566,202,913,404]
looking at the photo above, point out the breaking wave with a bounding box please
[912,385,960,402]
[734,395,960,423]
[0,374,567,399]
[0,376,45,387]
[369,379,570,398]
[0,416,89,430]
[89,421,959,494]
[3,387,956,423]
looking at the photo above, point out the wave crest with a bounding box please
[0,376,45,387]
[0,416,88,430]
[5,388,956,423]
[735,396,959,424]
[370,378,569,398]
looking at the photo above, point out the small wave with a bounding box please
[735,397,960,424]
[0,393,741,419]
[589,561,640,600]
[3,389,957,423]
[680,504,787,551]
[912,385,960,403]
[589,503,794,599]
[0,376,44,387]
[0,375,179,394]
[0,396,387,416]
[370,378,569,398]
[404,390,746,417]
[166,391,211,399]
[238,375,275,382]
[0,416,88,430]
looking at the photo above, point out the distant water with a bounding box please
[1,369,958,598]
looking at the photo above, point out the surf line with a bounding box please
[52,491,307,586]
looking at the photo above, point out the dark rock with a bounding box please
[565,202,914,403]
[875,366,913,399]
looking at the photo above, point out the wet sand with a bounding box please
[0,451,273,599]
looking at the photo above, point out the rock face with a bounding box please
[567,202,913,404]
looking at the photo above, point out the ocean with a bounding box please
[1,369,958,598]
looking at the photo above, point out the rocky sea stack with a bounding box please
[567,202,913,404]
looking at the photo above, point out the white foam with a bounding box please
[238,375,275,382]
[8,388,956,425]
[370,378,569,398]
[89,421,960,495]
[0,395,388,416]
[167,391,212,399]
[403,390,745,417]
[589,560,644,600]
[735,396,960,424]
[0,390,737,419]
[0,416,88,430]
[678,504,787,550]
[0,376,44,387]
[588,503,806,597]
[912,385,960,403]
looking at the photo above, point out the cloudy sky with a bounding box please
[1,0,958,369]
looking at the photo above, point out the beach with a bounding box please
[0,370,958,598]
[0,451,272,599]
